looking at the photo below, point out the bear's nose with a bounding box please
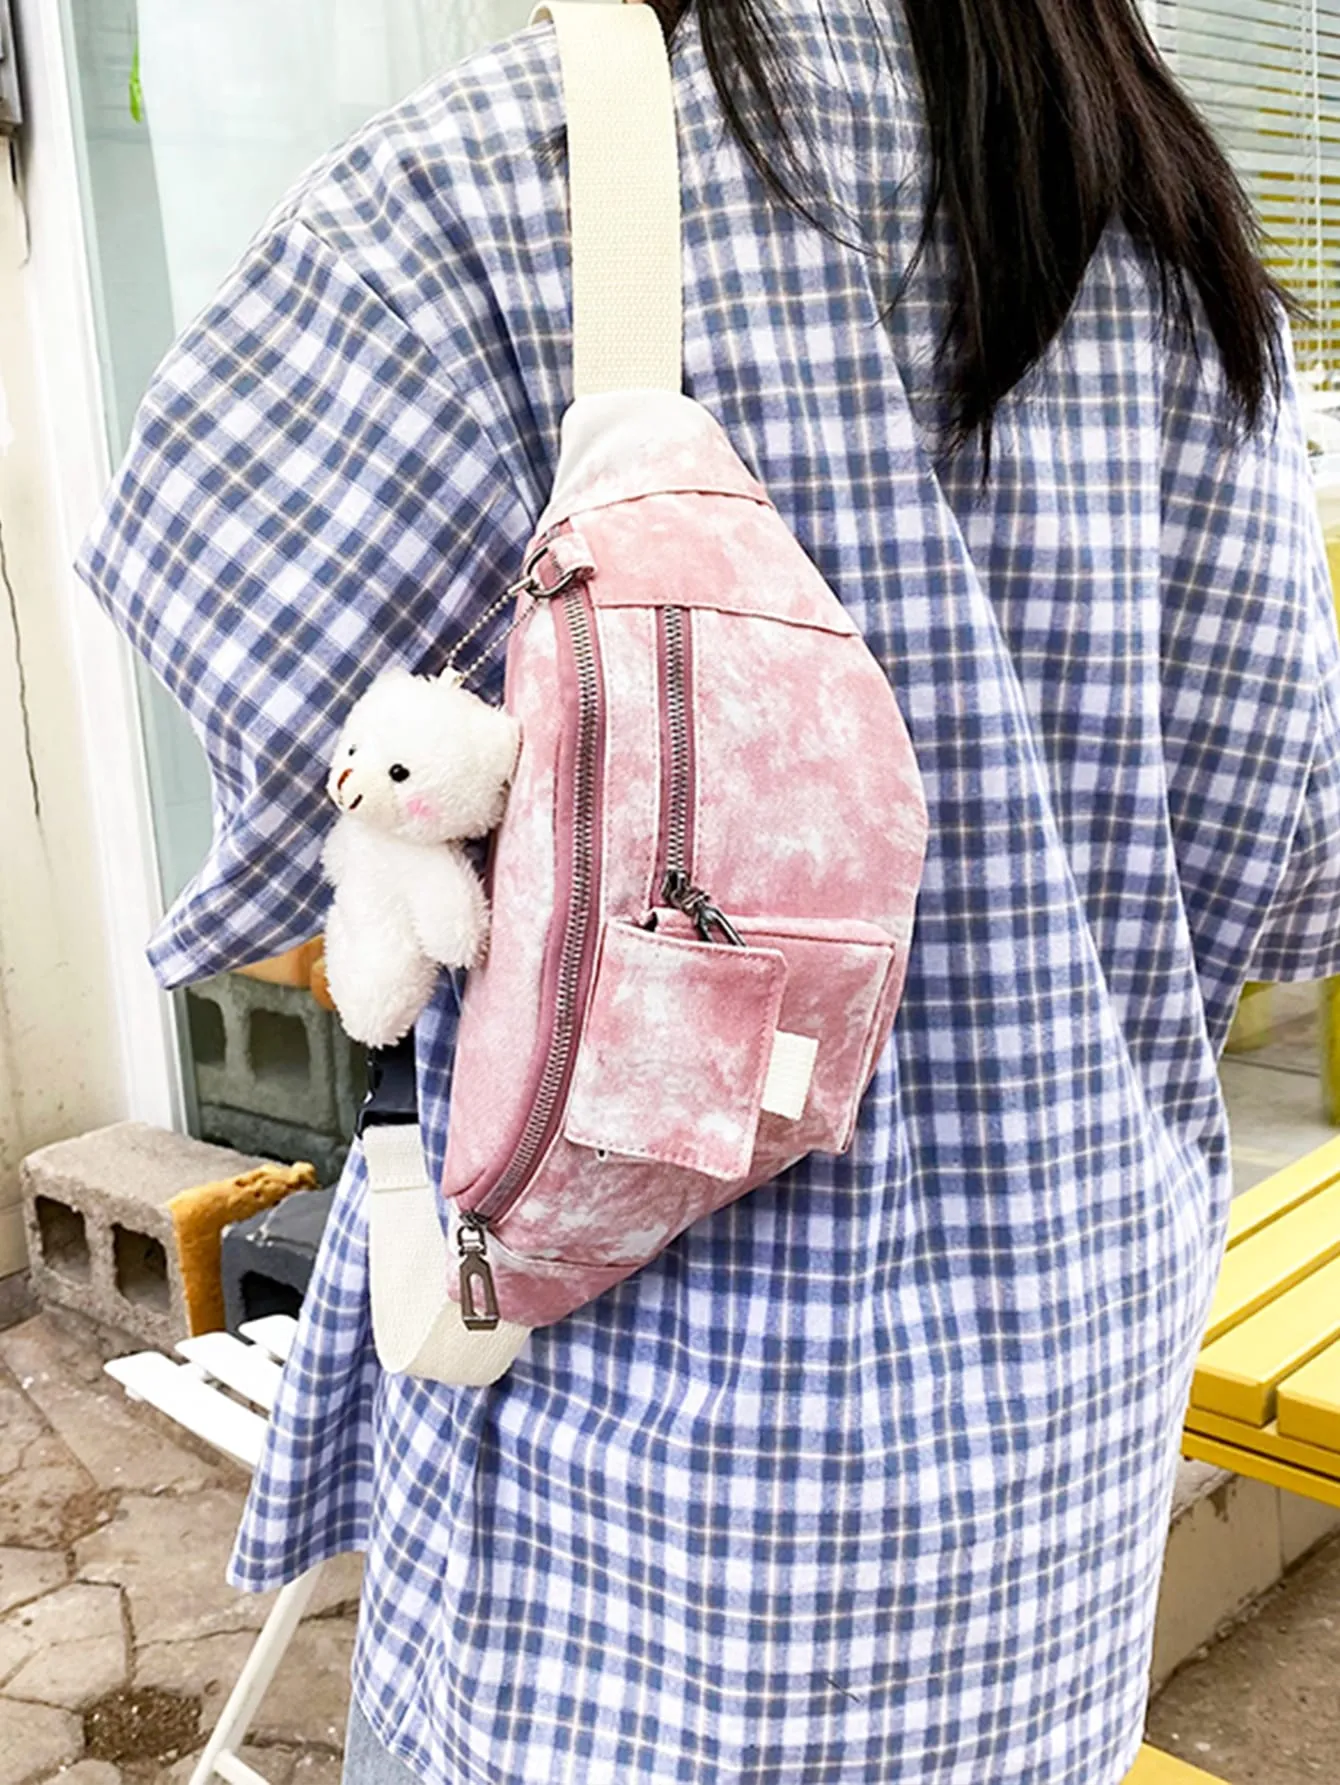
[336,767,354,794]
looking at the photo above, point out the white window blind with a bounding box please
[1154,0,1340,378]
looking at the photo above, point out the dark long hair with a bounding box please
[648,0,1288,457]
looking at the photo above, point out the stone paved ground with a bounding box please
[0,1313,361,1785]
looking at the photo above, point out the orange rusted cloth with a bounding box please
[234,938,323,988]
[307,945,337,1013]
[167,1162,318,1334]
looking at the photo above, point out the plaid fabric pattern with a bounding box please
[78,6,1340,1781]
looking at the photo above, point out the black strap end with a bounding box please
[357,1033,419,1134]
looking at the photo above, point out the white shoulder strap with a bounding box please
[365,1123,532,1386]
[365,4,682,1389]
[532,0,682,394]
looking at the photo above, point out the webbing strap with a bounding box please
[531,1,682,394]
[364,1121,531,1385]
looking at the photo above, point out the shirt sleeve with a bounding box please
[1246,575,1340,981]
[76,215,534,989]
[1159,313,1340,1028]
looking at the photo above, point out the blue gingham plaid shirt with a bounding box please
[78,6,1340,1781]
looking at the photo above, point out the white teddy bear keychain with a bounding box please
[322,668,521,1047]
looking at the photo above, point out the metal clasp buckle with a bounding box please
[521,530,596,600]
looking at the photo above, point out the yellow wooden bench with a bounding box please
[1181,1131,1340,1507]
[1125,1746,1229,1783]
[1120,1135,1340,1785]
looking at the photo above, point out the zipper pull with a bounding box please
[457,1211,501,1331]
[661,867,693,910]
[661,871,745,948]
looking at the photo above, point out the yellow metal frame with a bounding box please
[1183,1406,1340,1509]
[1182,1428,1340,1512]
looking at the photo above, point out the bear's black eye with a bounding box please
[388,763,410,783]
[347,745,356,756]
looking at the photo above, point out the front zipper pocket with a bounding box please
[562,908,899,1187]
[731,912,899,1155]
[564,919,788,1180]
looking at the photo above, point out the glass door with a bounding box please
[62,0,535,1178]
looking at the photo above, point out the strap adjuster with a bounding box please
[356,1035,419,1135]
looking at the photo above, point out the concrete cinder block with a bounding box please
[196,1106,348,1190]
[1152,1461,1340,1692]
[187,974,340,1132]
[1150,1466,1282,1690]
[20,1124,268,1349]
[185,974,364,1162]
[1278,1483,1340,1567]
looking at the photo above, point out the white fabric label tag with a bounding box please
[760,1030,819,1121]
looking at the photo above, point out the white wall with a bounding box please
[0,0,190,1278]
[0,165,121,1274]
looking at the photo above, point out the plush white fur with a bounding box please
[322,669,521,1047]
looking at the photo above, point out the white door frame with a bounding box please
[12,0,184,1130]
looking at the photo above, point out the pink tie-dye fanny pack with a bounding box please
[362,1,927,1386]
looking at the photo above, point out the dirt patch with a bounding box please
[52,1484,119,1546]
[0,1444,117,1549]
[84,1686,201,1763]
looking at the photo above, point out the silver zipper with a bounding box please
[658,607,743,947]
[470,587,603,1236]
[661,606,693,884]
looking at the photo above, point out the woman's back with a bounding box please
[79,3,1340,1781]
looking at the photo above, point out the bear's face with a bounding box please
[327,669,521,845]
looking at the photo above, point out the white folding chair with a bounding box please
[105,1316,329,1785]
